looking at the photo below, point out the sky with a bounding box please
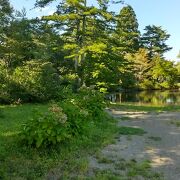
[10,0,180,62]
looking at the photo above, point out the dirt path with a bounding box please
[88,109,180,180]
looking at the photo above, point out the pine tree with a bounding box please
[0,0,13,27]
[35,0,122,89]
[0,0,13,67]
[141,25,172,58]
[115,5,140,54]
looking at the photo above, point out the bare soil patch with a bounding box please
[88,109,180,180]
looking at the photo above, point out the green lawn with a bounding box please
[0,104,118,179]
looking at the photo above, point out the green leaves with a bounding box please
[43,13,81,21]
[0,0,13,27]
[8,61,61,102]
[35,0,54,8]
[87,43,107,55]
[1,0,178,101]
[18,93,105,149]
[141,25,172,57]
[19,104,70,148]
[116,5,140,53]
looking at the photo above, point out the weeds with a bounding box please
[170,120,180,127]
[148,136,162,141]
[118,126,146,136]
[0,104,118,179]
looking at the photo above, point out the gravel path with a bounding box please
[89,109,180,180]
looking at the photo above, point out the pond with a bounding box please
[108,90,180,105]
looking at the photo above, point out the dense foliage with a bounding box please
[0,0,179,104]
[0,1,179,178]
[20,88,106,148]
[20,104,69,147]
[0,61,61,103]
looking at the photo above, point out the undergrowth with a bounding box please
[0,101,118,179]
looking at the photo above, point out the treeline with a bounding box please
[0,0,179,103]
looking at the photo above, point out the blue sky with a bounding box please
[10,0,180,62]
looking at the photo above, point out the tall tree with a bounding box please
[35,0,125,90]
[115,5,140,54]
[141,25,172,58]
[0,0,13,68]
[175,62,180,83]
[0,0,13,27]
[125,48,151,84]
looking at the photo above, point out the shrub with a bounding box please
[58,86,106,121]
[20,101,90,148]
[77,87,106,120]
[60,100,90,136]
[0,63,11,103]
[9,60,62,102]
[139,79,154,90]
[160,81,170,89]
[20,104,70,148]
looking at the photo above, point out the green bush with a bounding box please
[20,104,70,148]
[77,87,106,120]
[60,100,89,136]
[59,86,106,121]
[20,101,90,148]
[19,87,106,148]
[0,60,62,103]
[159,81,170,89]
[0,60,63,103]
[0,63,11,103]
[139,79,154,90]
[10,60,62,102]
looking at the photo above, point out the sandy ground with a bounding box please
[88,109,180,180]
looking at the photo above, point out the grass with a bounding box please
[148,136,162,141]
[0,101,173,179]
[126,159,163,179]
[109,102,180,112]
[120,116,131,121]
[170,120,180,127]
[92,159,163,180]
[0,103,119,179]
[95,152,114,164]
[97,156,114,164]
[93,170,122,180]
[118,126,146,136]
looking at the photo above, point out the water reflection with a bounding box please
[108,90,180,105]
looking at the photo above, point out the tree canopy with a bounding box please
[0,1,178,103]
